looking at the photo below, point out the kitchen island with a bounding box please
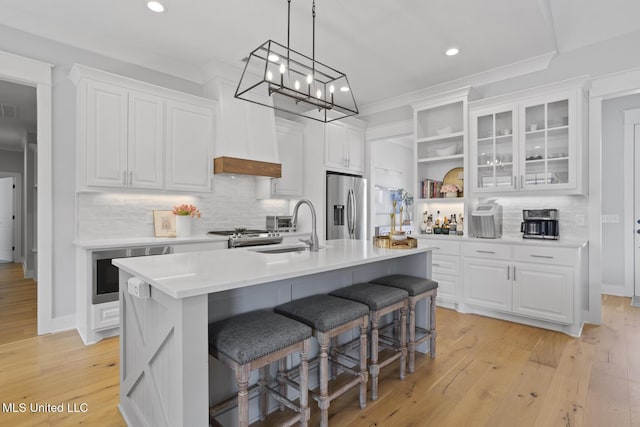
[113,239,433,427]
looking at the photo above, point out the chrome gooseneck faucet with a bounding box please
[292,199,319,252]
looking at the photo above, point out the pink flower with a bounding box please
[173,204,201,218]
[440,184,460,194]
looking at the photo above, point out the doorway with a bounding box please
[631,114,640,306]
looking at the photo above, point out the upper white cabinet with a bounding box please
[325,121,365,174]
[257,118,304,199]
[208,78,278,164]
[469,82,587,195]
[71,64,216,192]
[165,100,214,191]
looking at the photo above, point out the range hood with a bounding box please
[213,156,281,178]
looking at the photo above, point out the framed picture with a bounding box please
[153,210,176,237]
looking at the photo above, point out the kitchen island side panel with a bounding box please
[118,269,208,427]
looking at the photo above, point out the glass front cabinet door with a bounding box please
[518,94,575,191]
[470,90,580,195]
[469,106,518,193]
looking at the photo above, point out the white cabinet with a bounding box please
[84,80,129,188]
[420,238,461,306]
[128,90,164,189]
[325,122,364,173]
[257,118,304,198]
[462,241,578,326]
[165,100,214,192]
[71,64,216,192]
[469,83,587,195]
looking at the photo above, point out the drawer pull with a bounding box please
[476,250,496,254]
[432,247,441,250]
[432,263,441,267]
[507,265,510,280]
[513,266,516,281]
[530,254,554,259]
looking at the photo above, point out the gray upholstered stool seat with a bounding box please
[329,283,409,400]
[275,295,369,427]
[275,294,369,332]
[370,274,439,373]
[369,274,438,296]
[208,309,312,427]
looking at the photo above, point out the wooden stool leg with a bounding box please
[400,305,407,380]
[317,332,330,427]
[430,293,437,359]
[259,366,268,421]
[370,312,380,401]
[299,339,310,427]
[408,298,417,373]
[236,364,251,427]
[330,336,338,380]
[392,310,400,340]
[278,358,286,411]
[359,317,368,409]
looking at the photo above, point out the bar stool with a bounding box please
[208,310,312,427]
[329,283,409,401]
[275,294,369,427]
[369,274,438,373]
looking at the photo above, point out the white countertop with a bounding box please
[73,231,311,250]
[412,233,588,249]
[113,239,432,299]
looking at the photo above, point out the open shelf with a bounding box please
[417,154,464,163]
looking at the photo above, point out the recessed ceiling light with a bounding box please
[339,86,350,92]
[267,54,280,62]
[445,47,459,56]
[147,1,166,13]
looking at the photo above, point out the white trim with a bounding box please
[587,97,603,325]
[0,49,54,335]
[360,52,556,116]
[623,110,640,298]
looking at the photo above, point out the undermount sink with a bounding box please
[249,243,331,254]
[251,246,308,254]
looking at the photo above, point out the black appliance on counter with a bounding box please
[521,209,559,240]
[208,229,283,248]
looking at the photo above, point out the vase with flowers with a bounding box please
[440,184,461,198]
[173,204,201,237]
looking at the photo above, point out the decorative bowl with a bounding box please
[436,126,453,136]
[434,143,457,156]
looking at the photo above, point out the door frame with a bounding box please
[624,109,640,297]
[0,50,53,334]
[0,172,22,263]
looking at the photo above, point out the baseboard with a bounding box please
[43,314,76,335]
[632,296,640,308]
[600,283,632,297]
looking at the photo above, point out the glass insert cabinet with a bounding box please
[469,91,579,194]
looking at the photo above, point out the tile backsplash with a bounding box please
[76,174,294,240]
[482,195,588,239]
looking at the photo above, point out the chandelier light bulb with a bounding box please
[279,63,286,74]
[306,74,313,85]
[266,70,273,81]
[294,80,300,90]
[316,89,322,98]
[329,85,335,94]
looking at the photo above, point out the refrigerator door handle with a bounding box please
[347,189,356,238]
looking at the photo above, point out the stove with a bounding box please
[208,228,283,248]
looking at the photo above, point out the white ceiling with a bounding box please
[0,0,640,111]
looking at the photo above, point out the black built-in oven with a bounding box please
[92,246,172,304]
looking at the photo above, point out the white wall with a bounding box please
[0,149,24,258]
[600,94,640,294]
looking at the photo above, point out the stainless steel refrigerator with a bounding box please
[326,172,367,240]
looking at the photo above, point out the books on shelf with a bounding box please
[421,179,443,199]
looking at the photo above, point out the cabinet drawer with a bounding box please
[432,254,460,276]
[463,241,511,260]
[423,239,460,256]
[513,245,576,266]
[432,273,458,302]
[92,301,120,331]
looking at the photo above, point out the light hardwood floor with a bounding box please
[0,262,638,426]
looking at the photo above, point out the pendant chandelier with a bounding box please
[235,0,358,123]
